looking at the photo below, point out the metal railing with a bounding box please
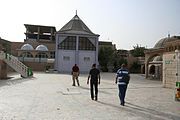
[0,51,33,77]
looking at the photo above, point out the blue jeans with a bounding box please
[118,84,127,105]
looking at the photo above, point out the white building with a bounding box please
[55,14,100,73]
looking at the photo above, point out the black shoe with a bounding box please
[72,84,75,86]
[95,97,98,101]
[120,103,124,106]
[91,97,94,100]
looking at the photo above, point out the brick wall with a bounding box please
[23,62,54,71]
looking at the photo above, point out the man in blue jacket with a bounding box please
[115,63,130,106]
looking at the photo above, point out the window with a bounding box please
[79,37,96,51]
[35,52,48,58]
[84,57,90,62]
[58,36,76,50]
[35,52,48,63]
[50,51,55,58]
[20,52,33,58]
[63,56,70,61]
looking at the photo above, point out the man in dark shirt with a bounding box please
[87,64,100,101]
[72,64,80,86]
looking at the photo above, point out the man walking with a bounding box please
[72,64,80,86]
[87,64,100,101]
[115,63,130,106]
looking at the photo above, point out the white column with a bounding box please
[75,36,79,65]
[54,34,59,70]
[95,36,99,67]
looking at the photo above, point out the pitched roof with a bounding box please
[57,15,99,36]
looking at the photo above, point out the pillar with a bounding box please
[37,27,40,40]
[95,37,99,66]
[75,36,79,65]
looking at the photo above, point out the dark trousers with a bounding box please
[90,81,98,99]
[118,84,127,104]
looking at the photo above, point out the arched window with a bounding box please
[35,52,48,58]
[20,52,33,58]
[19,52,33,62]
[149,65,155,74]
[36,45,48,51]
[35,52,48,62]
[21,44,34,50]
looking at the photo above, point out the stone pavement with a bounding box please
[0,72,179,120]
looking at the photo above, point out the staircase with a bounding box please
[0,51,33,77]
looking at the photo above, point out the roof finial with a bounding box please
[76,10,77,15]
[168,31,170,38]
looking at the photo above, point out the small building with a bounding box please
[145,35,180,88]
[16,24,56,71]
[55,14,100,73]
[99,41,116,50]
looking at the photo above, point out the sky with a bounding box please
[0,0,180,50]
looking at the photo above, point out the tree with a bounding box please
[130,61,141,73]
[130,44,146,57]
[98,47,114,72]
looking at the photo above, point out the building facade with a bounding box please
[55,14,99,73]
[14,24,56,71]
[145,35,180,88]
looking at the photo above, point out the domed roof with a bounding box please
[153,56,162,62]
[21,44,34,50]
[35,45,48,51]
[154,36,180,49]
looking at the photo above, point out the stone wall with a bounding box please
[163,52,177,88]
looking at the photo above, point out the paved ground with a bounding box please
[0,72,179,120]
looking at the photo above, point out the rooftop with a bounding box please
[57,14,99,36]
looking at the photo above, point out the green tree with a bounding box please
[130,61,141,73]
[130,44,146,57]
[98,47,114,72]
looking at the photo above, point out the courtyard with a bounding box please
[0,72,179,120]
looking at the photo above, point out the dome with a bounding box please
[154,38,168,48]
[153,56,162,62]
[154,36,180,49]
[21,44,34,50]
[35,45,48,51]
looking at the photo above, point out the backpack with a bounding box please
[117,69,130,84]
[123,74,130,84]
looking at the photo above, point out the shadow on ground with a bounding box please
[0,76,36,87]
[97,101,180,120]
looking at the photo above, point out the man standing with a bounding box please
[87,64,100,101]
[115,63,130,106]
[72,64,80,86]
